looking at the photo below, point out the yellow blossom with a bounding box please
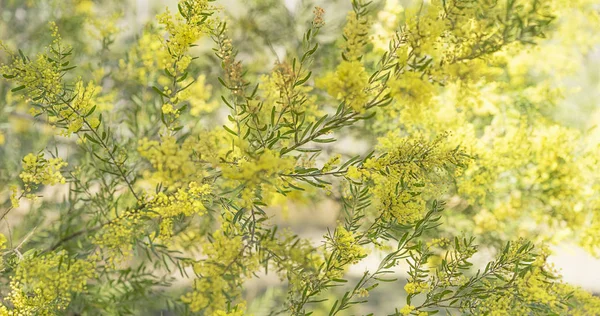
[4,251,95,315]
[363,132,468,224]
[0,24,64,102]
[161,103,178,116]
[176,75,219,116]
[404,282,428,295]
[182,225,258,313]
[137,136,206,188]
[0,233,6,269]
[87,12,121,41]
[211,302,248,316]
[147,181,212,218]
[59,80,103,135]
[157,0,216,71]
[92,212,143,266]
[9,185,20,208]
[346,166,363,181]
[389,71,435,106]
[333,226,366,265]
[19,153,67,197]
[221,149,294,207]
[341,11,371,61]
[322,154,341,173]
[399,304,415,315]
[317,61,370,113]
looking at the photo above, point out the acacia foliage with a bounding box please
[1,0,600,315]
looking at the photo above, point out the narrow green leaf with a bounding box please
[11,85,26,92]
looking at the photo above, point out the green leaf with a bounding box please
[313,137,336,143]
[294,71,312,87]
[301,43,319,63]
[84,133,100,145]
[222,125,238,136]
[217,77,228,88]
[177,72,189,82]
[61,66,77,72]
[332,278,348,283]
[85,105,96,117]
[152,86,169,97]
[18,49,27,62]
[11,85,26,92]
[374,277,397,282]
